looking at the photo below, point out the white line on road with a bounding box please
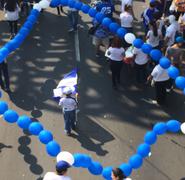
[74,30,81,62]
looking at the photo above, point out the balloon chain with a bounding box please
[0,0,184,179]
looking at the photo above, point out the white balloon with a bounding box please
[56,151,74,166]
[180,122,185,134]
[124,33,136,44]
[33,3,42,11]
[39,0,50,9]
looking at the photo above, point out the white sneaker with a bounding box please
[68,28,74,33]
[152,100,158,104]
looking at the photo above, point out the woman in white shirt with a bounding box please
[147,64,170,105]
[133,47,148,84]
[146,21,162,49]
[106,37,125,89]
[43,161,71,180]
[120,5,133,33]
[4,0,20,39]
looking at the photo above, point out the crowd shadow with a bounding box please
[0,142,12,153]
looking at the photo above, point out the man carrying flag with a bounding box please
[53,69,78,136]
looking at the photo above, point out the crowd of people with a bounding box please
[90,0,185,106]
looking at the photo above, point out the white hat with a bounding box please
[63,86,73,95]
[168,15,176,24]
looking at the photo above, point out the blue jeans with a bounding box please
[63,110,76,133]
[68,10,78,30]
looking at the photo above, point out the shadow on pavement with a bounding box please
[71,115,114,156]
[0,142,12,152]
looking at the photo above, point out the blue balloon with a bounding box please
[119,163,132,177]
[175,76,185,89]
[68,0,76,8]
[19,27,30,37]
[88,8,97,17]
[141,43,152,54]
[117,28,127,38]
[153,122,167,135]
[23,21,33,30]
[80,155,92,168]
[14,34,25,45]
[0,53,5,63]
[102,17,112,27]
[60,0,68,6]
[88,161,103,175]
[129,154,143,169]
[27,15,37,23]
[0,101,8,114]
[28,122,43,135]
[167,66,179,79]
[150,49,162,61]
[144,131,157,145]
[81,4,90,14]
[39,130,53,144]
[30,9,40,17]
[46,140,61,157]
[3,110,19,123]
[0,47,9,58]
[50,0,61,7]
[166,120,181,132]
[74,1,82,10]
[102,167,113,180]
[4,40,18,52]
[73,153,84,167]
[95,12,105,23]
[159,57,171,69]
[109,22,119,33]
[17,115,32,129]
[137,143,151,158]
[133,38,143,48]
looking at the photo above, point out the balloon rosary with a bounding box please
[0,0,185,179]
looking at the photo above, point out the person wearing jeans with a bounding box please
[59,87,77,136]
[68,8,79,32]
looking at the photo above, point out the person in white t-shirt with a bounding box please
[43,161,71,180]
[133,47,148,84]
[120,5,133,33]
[146,21,162,48]
[59,86,77,136]
[106,37,125,89]
[165,15,180,47]
[147,64,170,105]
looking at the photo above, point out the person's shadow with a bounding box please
[0,143,12,152]
[180,178,185,180]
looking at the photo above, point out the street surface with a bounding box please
[0,1,185,180]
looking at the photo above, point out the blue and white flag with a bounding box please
[53,69,77,99]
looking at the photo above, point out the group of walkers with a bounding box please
[90,0,185,106]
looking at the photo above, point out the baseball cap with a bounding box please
[56,161,71,171]
[176,36,184,43]
[63,86,73,95]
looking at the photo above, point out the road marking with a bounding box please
[74,30,81,123]
[74,30,80,62]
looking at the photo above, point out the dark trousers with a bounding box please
[0,61,10,90]
[110,60,123,87]
[135,63,147,83]
[8,21,18,35]
[63,110,76,133]
[155,80,169,105]
[68,10,78,30]
[57,6,63,15]
[21,2,29,16]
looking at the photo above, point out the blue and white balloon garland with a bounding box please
[1,92,185,179]
[0,0,185,178]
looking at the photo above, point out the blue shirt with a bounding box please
[142,8,158,27]
[96,2,114,18]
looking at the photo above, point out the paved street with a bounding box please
[0,1,185,180]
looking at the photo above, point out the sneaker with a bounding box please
[152,100,158,104]
[68,28,74,33]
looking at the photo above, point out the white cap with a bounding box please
[63,86,73,95]
[168,15,176,24]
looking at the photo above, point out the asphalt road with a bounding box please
[0,1,185,180]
